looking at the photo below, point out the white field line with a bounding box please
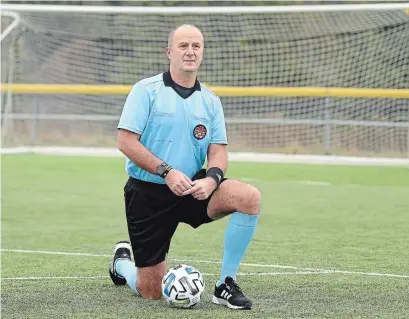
[2,276,110,280]
[240,178,409,189]
[173,258,409,278]
[241,177,332,186]
[239,271,328,276]
[2,147,409,167]
[2,249,408,279]
[1,271,327,281]
[1,249,111,257]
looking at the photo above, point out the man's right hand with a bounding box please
[164,169,194,196]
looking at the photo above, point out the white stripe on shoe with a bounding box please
[212,295,247,310]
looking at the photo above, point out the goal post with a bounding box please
[1,3,408,158]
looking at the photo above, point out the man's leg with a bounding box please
[136,262,167,299]
[177,177,261,310]
[109,177,179,299]
[110,241,168,299]
[109,240,138,294]
[207,179,262,309]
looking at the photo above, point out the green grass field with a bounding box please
[2,155,409,318]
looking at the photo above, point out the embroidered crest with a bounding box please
[193,124,207,140]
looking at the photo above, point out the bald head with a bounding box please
[167,24,204,49]
[166,24,204,77]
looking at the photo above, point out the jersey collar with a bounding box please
[163,70,201,93]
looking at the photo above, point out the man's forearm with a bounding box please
[207,146,228,174]
[119,139,162,175]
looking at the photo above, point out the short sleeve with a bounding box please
[117,83,150,134]
[210,97,228,144]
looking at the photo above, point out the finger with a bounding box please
[177,184,187,193]
[197,190,211,200]
[177,182,188,191]
[182,184,200,196]
[192,192,202,198]
[192,188,205,196]
[192,190,205,199]
[180,178,193,190]
[172,186,183,196]
[183,175,195,186]
[196,194,208,201]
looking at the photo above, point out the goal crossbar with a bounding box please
[1,3,409,14]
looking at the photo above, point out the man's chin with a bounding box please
[182,65,199,73]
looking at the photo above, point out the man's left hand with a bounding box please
[182,177,217,200]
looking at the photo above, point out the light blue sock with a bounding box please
[217,212,259,286]
[115,259,138,295]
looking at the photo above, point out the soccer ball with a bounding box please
[161,264,205,308]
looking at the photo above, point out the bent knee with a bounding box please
[137,279,162,299]
[136,263,166,300]
[245,184,262,215]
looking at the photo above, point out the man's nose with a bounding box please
[186,45,194,55]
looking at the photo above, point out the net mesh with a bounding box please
[1,8,409,156]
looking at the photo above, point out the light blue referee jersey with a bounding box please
[118,71,228,184]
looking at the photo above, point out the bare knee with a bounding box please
[243,184,262,215]
[208,180,262,219]
[136,262,166,300]
[137,281,162,299]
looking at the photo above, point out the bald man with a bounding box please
[110,24,261,310]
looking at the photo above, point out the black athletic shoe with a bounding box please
[212,276,252,310]
[109,240,132,286]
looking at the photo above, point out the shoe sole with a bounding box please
[212,296,252,310]
[113,241,132,254]
[110,241,132,286]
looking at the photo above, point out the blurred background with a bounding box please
[1,0,408,157]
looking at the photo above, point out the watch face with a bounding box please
[156,165,165,175]
[157,164,167,176]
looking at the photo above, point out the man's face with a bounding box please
[167,27,204,74]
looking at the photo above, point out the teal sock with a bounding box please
[217,212,259,286]
[115,259,139,295]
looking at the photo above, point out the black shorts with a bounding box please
[124,169,225,268]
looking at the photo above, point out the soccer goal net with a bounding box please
[1,4,409,157]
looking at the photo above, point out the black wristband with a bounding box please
[156,162,173,178]
[206,167,224,188]
[162,165,173,178]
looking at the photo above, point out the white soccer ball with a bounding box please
[161,264,205,308]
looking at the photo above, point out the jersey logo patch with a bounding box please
[193,124,207,140]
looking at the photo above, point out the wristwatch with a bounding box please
[156,162,173,178]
